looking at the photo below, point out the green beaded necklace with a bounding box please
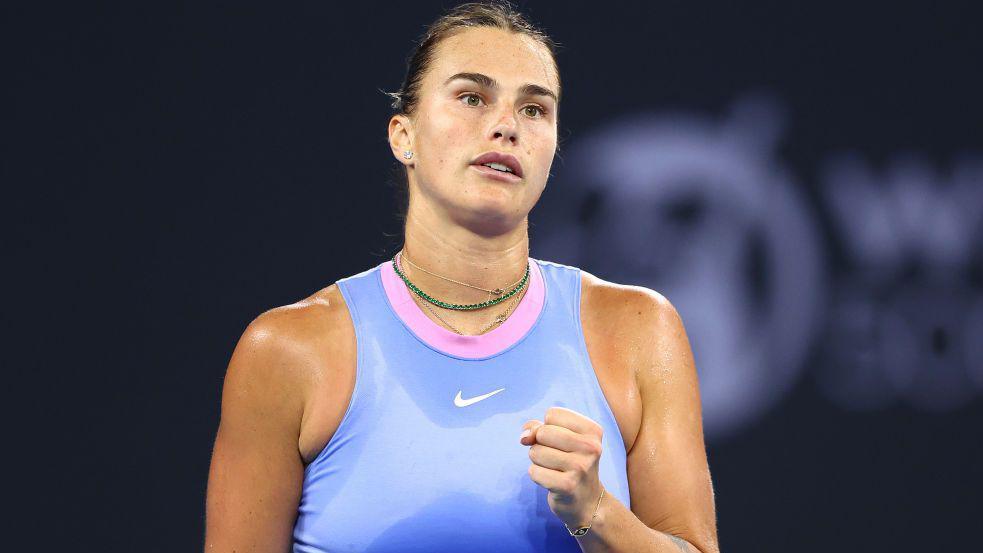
[391,253,530,311]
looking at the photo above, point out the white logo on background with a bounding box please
[454,388,505,407]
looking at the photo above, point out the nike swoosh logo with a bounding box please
[454,387,506,407]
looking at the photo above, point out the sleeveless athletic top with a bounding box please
[292,258,630,552]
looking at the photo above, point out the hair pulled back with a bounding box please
[387,1,560,116]
[385,1,561,227]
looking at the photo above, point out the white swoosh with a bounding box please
[454,387,506,407]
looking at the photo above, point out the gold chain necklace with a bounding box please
[398,254,527,335]
[412,281,526,335]
[400,250,525,297]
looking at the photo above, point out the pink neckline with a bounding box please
[379,257,546,359]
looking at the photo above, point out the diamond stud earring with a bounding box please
[403,150,413,160]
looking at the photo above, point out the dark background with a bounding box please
[7,1,981,551]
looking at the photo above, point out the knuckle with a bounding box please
[565,473,579,492]
[576,436,601,457]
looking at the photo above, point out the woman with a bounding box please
[205,2,719,552]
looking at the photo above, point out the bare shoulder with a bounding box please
[580,270,692,391]
[245,283,351,349]
[580,269,674,320]
[577,270,688,452]
[251,284,350,341]
[227,284,354,414]
[205,284,354,550]
[581,271,716,553]
[580,269,681,342]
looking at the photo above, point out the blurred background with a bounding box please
[6,1,981,550]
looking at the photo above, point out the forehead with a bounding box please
[427,26,558,93]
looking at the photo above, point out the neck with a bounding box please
[400,204,530,308]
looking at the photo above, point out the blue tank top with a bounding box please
[292,259,630,552]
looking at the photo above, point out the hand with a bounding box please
[520,406,605,529]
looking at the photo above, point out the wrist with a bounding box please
[563,486,606,537]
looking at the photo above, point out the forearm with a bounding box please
[573,487,714,553]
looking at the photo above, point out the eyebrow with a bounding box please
[443,72,558,104]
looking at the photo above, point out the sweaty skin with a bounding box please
[204,25,718,553]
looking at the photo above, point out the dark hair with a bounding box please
[385,1,562,227]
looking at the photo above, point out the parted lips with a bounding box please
[471,151,523,178]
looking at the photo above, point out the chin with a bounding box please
[452,198,528,235]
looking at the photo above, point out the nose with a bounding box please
[490,107,518,145]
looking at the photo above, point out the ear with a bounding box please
[388,114,414,167]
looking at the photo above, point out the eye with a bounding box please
[459,93,484,107]
[522,105,546,118]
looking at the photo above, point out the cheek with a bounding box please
[425,101,477,139]
[529,131,557,177]
[420,110,476,172]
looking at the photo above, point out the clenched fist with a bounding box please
[520,406,606,530]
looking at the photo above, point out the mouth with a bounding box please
[469,164,522,183]
[470,151,524,180]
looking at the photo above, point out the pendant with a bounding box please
[492,288,505,295]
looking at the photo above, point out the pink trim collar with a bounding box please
[379,257,546,359]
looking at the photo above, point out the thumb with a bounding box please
[519,420,544,445]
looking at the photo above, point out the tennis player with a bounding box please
[205,2,718,552]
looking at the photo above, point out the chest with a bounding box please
[295,341,634,552]
[298,301,642,464]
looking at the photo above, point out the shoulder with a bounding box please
[245,284,350,345]
[207,287,355,549]
[239,284,349,359]
[536,258,664,311]
[579,268,679,329]
[580,271,714,551]
[579,269,691,390]
[225,284,354,408]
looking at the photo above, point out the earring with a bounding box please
[403,150,413,160]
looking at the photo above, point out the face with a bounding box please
[390,27,560,232]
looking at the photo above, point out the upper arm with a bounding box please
[204,310,313,552]
[625,291,719,553]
